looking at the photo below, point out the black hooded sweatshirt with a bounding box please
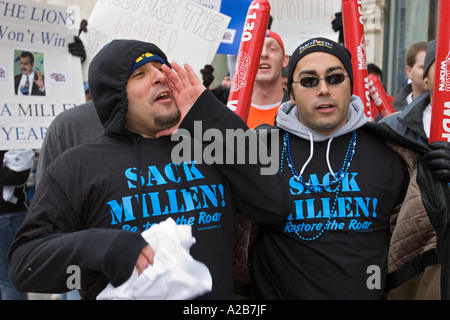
[8,40,292,300]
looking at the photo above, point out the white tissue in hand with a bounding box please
[96,218,212,300]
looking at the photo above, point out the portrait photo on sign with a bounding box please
[14,50,46,97]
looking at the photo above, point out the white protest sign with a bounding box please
[269,0,341,56]
[190,0,222,11]
[0,0,85,150]
[81,0,231,80]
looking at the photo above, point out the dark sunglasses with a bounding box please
[293,73,349,88]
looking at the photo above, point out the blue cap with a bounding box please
[129,52,167,76]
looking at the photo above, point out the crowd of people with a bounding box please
[1,11,450,301]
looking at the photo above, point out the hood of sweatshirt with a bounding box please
[88,39,171,137]
[276,95,368,178]
[276,95,368,141]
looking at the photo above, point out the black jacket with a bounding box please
[8,40,292,300]
[392,83,412,112]
[372,92,450,299]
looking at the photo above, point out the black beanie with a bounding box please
[287,38,353,96]
[423,39,437,79]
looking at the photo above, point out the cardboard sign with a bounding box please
[80,0,231,80]
[0,0,85,150]
[268,0,341,56]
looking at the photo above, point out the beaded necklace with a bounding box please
[280,130,357,241]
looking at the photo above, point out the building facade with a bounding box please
[364,0,439,95]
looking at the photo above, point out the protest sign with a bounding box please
[216,0,253,55]
[268,0,341,56]
[191,0,221,11]
[0,0,85,150]
[80,0,231,81]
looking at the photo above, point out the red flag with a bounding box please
[227,0,271,122]
[368,74,395,119]
[342,0,372,120]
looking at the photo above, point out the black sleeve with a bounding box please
[8,165,149,295]
[9,229,148,293]
[179,89,293,223]
[3,167,31,186]
[2,150,31,186]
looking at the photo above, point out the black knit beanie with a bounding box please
[287,38,353,96]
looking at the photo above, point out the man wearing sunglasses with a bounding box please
[248,37,450,299]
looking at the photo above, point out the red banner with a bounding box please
[227,0,271,122]
[368,74,395,119]
[429,0,450,142]
[342,0,372,120]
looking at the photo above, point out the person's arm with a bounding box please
[9,228,148,293]
[8,166,150,294]
[161,63,292,223]
[2,150,34,204]
[3,163,31,187]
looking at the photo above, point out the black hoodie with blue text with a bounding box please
[8,40,292,300]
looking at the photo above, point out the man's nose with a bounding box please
[317,78,331,96]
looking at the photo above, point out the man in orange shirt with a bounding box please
[246,30,290,129]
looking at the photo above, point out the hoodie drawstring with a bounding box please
[326,137,335,179]
[299,132,314,176]
[299,131,336,179]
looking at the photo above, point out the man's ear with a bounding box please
[405,65,412,79]
[283,55,290,68]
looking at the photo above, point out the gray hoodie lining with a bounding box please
[277,95,367,178]
[276,95,368,142]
